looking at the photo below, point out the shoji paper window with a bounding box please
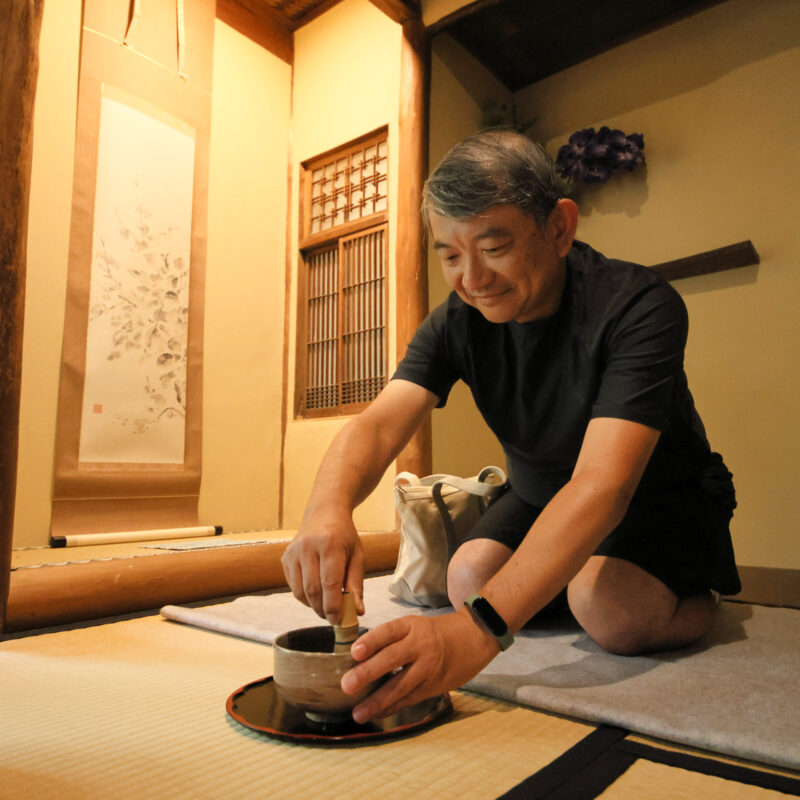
[297,129,388,418]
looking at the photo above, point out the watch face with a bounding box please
[472,596,508,636]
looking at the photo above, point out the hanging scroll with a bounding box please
[79,92,194,465]
[51,0,214,537]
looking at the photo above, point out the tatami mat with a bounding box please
[0,612,592,800]
[598,759,792,800]
[497,725,800,799]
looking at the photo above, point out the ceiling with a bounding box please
[237,0,725,93]
[429,0,726,92]
[258,0,342,29]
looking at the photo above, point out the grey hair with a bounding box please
[422,129,564,229]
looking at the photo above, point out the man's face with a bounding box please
[429,204,567,324]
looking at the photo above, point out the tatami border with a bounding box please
[498,725,800,800]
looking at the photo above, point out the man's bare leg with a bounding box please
[568,555,716,656]
[447,538,513,608]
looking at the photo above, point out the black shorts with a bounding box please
[463,483,741,599]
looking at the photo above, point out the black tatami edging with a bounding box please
[497,726,631,800]
[617,740,800,796]
[498,725,800,800]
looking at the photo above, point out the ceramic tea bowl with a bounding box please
[273,625,383,724]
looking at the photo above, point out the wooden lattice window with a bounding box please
[296,129,389,418]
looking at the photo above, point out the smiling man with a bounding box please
[281,130,740,724]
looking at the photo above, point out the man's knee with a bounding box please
[569,594,654,655]
[446,539,512,608]
[568,556,680,656]
[446,556,479,609]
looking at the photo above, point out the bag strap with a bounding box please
[431,483,459,563]
[477,465,507,485]
[431,466,507,562]
[394,471,422,487]
[395,467,507,493]
[431,466,507,497]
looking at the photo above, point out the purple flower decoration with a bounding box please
[556,127,645,184]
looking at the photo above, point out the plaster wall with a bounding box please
[426,37,508,478]
[281,0,402,531]
[199,20,291,530]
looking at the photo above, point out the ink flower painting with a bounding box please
[79,94,195,465]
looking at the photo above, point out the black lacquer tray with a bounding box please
[226,676,452,744]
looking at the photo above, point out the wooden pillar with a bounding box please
[0,0,44,633]
[395,17,431,478]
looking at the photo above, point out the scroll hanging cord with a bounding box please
[123,0,186,81]
[123,0,140,46]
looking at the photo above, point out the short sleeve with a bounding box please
[591,280,688,431]
[392,302,460,407]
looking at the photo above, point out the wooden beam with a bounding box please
[6,531,400,632]
[723,566,800,610]
[651,240,759,283]
[426,0,500,36]
[395,18,431,478]
[216,0,293,64]
[291,0,344,30]
[0,0,45,634]
[368,0,421,25]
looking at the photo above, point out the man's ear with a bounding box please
[549,198,579,258]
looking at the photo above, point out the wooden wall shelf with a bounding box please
[651,240,759,282]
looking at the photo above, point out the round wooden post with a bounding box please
[395,17,431,478]
[0,0,44,632]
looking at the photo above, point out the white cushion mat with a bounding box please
[162,575,800,771]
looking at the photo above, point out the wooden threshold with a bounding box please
[722,565,800,610]
[5,530,399,633]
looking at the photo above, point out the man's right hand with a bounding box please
[280,379,438,626]
[281,507,365,625]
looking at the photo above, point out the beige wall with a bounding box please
[281,0,402,531]
[426,36,507,478]
[199,20,291,531]
[14,9,291,546]
[426,0,800,569]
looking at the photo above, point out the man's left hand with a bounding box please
[340,609,501,723]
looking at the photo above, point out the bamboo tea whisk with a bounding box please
[332,591,359,653]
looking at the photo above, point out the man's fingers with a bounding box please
[281,521,362,622]
[320,549,347,623]
[349,618,409,663]
[351,665,426,723]
[344,547,366,615]
[342,621,414,694]
[283,559,309,608]
[301,552,326,618]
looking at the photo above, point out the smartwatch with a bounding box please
[464,594,514,651]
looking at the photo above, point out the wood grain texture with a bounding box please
[0,0,45,633]
[395,18,431,478]
[651,240,759,282]
[6,530,400,632]
[216,0,293,62]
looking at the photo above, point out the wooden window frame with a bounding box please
[295,128,389,420]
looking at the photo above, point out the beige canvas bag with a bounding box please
[389,466,507,608]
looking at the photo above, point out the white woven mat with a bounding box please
[162,575,800,771]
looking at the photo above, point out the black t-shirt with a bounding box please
[393,240,733,508]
